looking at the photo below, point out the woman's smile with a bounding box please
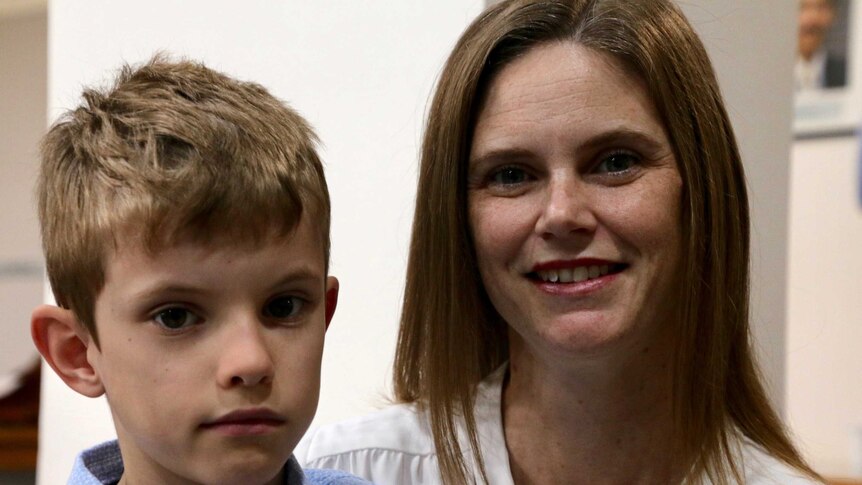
[526,259,628,296]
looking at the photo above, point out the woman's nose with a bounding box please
[217,322,275,388]
[535,176,597,240]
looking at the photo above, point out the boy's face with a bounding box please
[87,217,335,485]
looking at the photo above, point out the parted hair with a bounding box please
[393,1,819,484]
[38,56,330,345]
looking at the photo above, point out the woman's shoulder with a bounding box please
[736,440,824,485]
[295,403,441,484]
[295,368,508,484]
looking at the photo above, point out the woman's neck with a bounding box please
[502,332,683,485]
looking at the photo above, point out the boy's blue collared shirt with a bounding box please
[68,440,372,485]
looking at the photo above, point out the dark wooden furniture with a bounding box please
[0,362,40,471]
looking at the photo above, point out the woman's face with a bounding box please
[467,42,683,360]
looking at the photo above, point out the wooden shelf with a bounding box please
[0,362,41,471]
[0,426,37,471]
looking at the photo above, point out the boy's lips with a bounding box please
[200,408,286,436]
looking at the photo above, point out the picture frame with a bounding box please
[794,0,860,137]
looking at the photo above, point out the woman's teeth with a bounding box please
[537,265,610,283]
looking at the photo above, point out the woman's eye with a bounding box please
[153,307,200,330]
[263,296,304,320]
[595,152,639,174]
[490,166,530,185]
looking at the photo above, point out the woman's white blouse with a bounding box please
[296,366,820,485]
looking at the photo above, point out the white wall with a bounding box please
[40,1,484,484]
[787,137,862,477]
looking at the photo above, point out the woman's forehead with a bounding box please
[470,42,669,161]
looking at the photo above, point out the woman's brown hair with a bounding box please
[393,0,820,483]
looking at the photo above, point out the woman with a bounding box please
[299,1,822,483]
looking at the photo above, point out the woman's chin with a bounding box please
[514,315,639,361]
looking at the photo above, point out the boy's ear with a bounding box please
[31,304,105,398]
[324,276,339,331]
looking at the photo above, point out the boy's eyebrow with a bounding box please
[131,266,326,302]
[132,283,210,302]
[266,267,326,291]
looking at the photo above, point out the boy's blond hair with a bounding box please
[38,56,330,345]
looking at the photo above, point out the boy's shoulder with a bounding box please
[303,468,376,485]
[68,440,374,485]
[69,440,123,485]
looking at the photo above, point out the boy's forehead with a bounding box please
[103,216,327,279]
[112,212,322,255]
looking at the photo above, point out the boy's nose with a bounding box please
[217,322,275,388]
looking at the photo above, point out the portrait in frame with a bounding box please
[794,0,861,136]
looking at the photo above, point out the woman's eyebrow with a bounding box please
[469,147,537,168]
[578,128,666,154]
[469,129,666,168]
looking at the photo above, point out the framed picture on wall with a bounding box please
[794,0,861,136]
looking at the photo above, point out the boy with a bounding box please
[30,57,370,485]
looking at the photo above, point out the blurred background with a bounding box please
[0,1,859,484]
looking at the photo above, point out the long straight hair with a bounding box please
[394,1,820,484]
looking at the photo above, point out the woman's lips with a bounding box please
[527,259,627,295]
[200,408,286,436]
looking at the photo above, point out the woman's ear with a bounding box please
[31,304,105,398]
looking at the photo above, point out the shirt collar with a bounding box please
[283,454,310,485]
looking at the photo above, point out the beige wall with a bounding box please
[788,137,862,477]
[682,2,862,477]
[0,8,46,485]
[0,10,45,397]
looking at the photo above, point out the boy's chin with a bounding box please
[121,435,294,485]
[187,457,286,485]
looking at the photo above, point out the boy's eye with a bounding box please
[595,152,639,174]
[490,166,530,185]
[263,296,304,320]
[154,307,200,330]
